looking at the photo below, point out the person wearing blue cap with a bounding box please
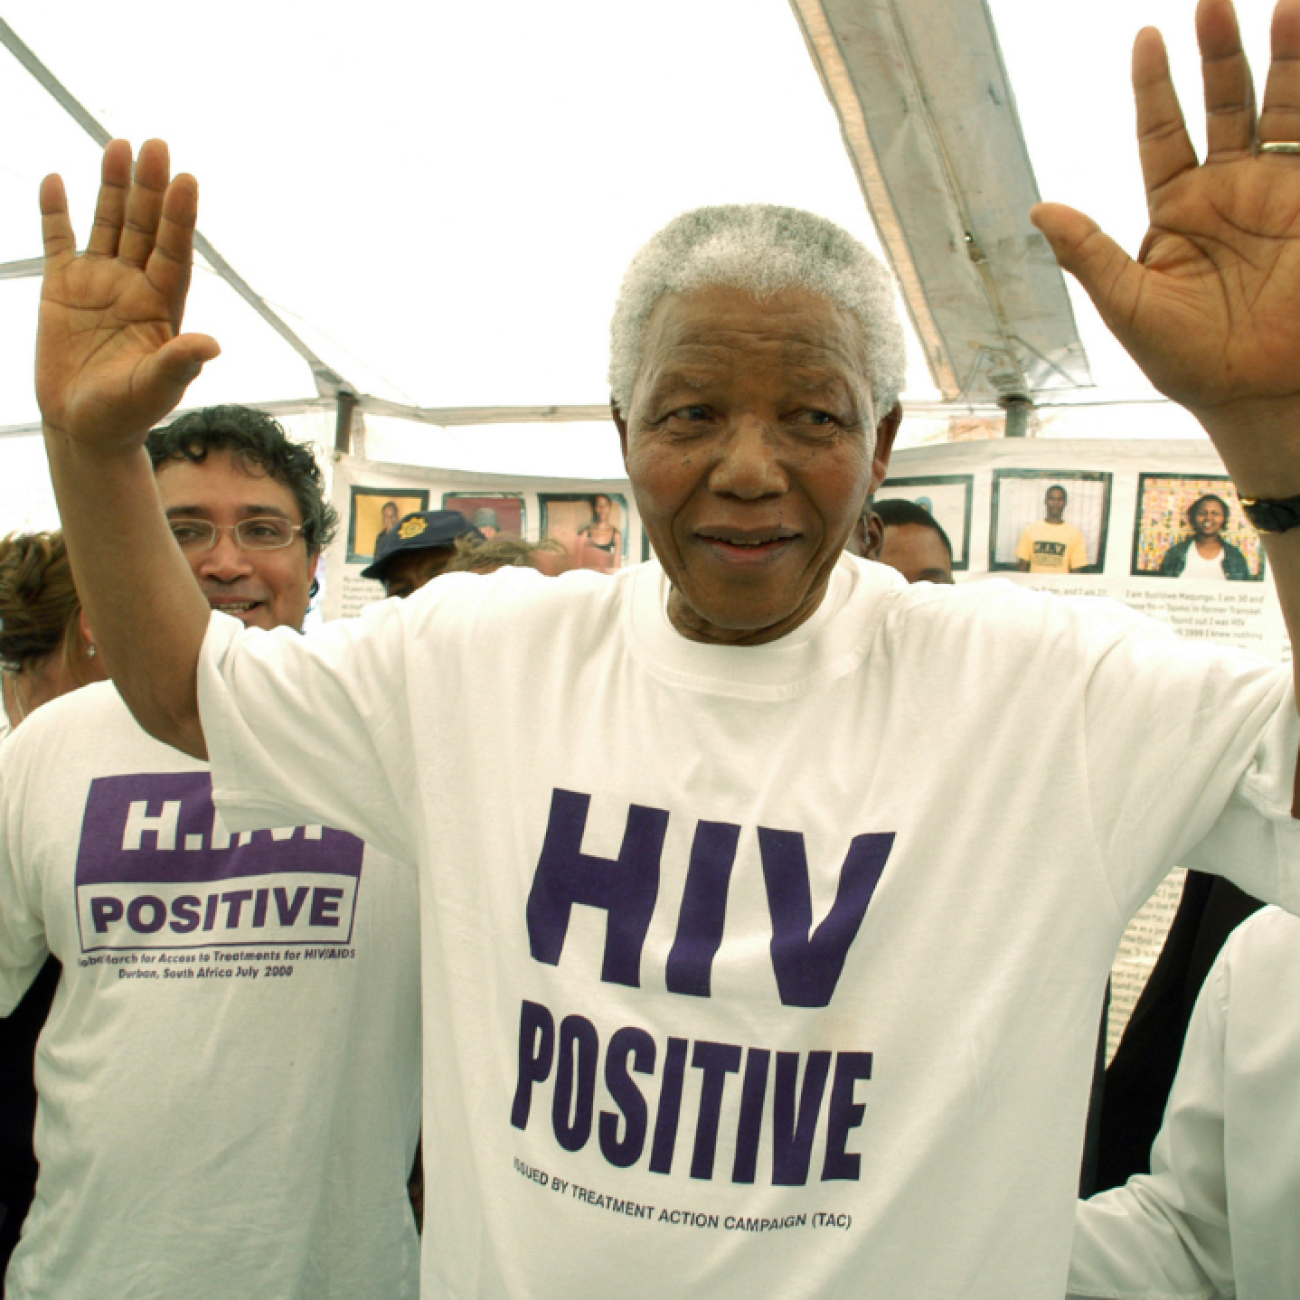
[361,509,483,599]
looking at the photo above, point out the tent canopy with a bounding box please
[0,0,1279,527]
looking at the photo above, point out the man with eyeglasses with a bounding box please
[149,408,322,631]
[0,406,422,1300]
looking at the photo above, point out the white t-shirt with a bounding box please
[1180,544,1228,580]
[0,684,422,1300]
[196,555,1300,1300]
[1069,906,1300,1300]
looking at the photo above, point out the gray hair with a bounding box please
[608,204,906,418]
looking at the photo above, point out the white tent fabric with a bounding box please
[793,0,1091,407]
[0,0,1281,532]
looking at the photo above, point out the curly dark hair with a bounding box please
[146,406,339,554]
[0,531,82,673]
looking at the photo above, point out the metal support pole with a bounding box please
[334,389,359,455]
[1001,395,1032,437]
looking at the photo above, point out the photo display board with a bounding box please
[326,440,1286,1059]
[880,437,1288,1059]
[881,438,1285,659]
[322,456,639,621]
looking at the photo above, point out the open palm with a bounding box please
[1035,0,1300,442]
[1116,161,1300,411]
[36,139,219,448]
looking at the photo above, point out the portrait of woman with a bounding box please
[577,493,623,572]
[1157,493,1255,581]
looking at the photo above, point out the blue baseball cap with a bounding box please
[361,509,482,580]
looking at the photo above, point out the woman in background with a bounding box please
[0,531,106,1279]
[1,532,104,732]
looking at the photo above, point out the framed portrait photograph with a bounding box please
[990,469,1111,574]
[347,486,430,564]
[875,474,973,570]
[540,493,629,573]
[1130,474,1264,582]
[442,493,526,540]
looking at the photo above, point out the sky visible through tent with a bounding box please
[0,0,1281,532]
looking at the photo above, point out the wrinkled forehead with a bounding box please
[636,284,873,394]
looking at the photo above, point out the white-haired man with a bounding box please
[29,3,1300,1296]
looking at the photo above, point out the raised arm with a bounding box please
[37,139,218,758]
[1033,0,1300,702]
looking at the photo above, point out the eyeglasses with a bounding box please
[168,517,305,553]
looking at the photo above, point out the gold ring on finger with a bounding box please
[1258,141,1300,155]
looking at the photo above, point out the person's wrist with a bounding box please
[1188,397,1300,499]
[41,421,151,462]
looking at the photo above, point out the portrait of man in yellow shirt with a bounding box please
[1016,485,1089,574]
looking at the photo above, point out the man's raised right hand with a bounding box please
[37,138,220,450]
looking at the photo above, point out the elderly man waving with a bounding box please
[27,2,1300,1296]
